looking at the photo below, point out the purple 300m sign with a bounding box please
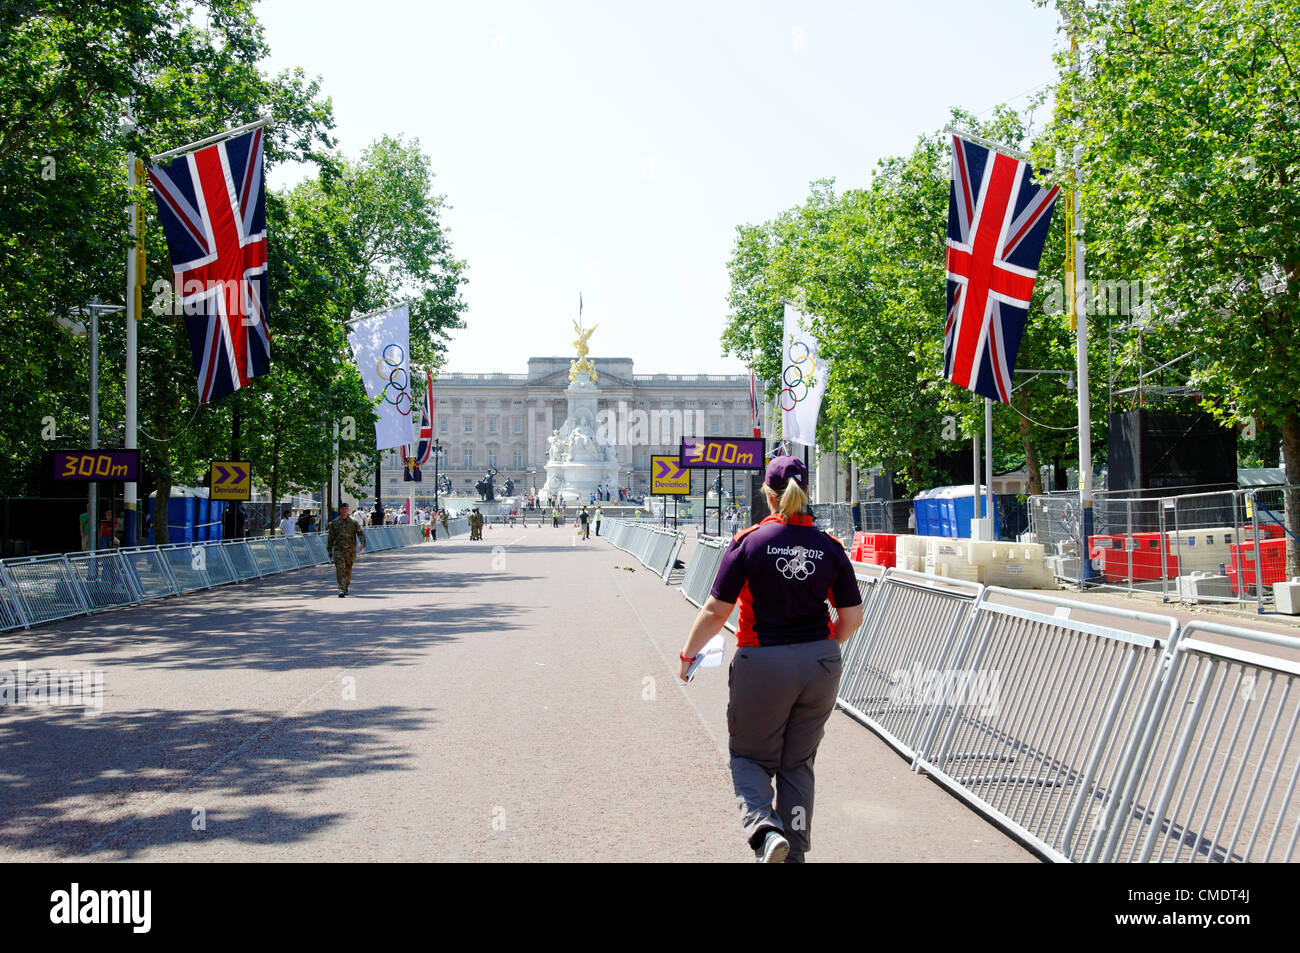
[679,437,764,470]
[53,449,139,481]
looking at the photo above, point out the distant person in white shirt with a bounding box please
[279,509,296,537]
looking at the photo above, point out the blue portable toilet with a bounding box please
[950,485,997,540]
[913,488,941,537]
[149,487,210,543]
[209,499,226,539]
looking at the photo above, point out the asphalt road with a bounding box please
[0,523,1034,863]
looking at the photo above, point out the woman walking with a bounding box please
[679,456,863,862]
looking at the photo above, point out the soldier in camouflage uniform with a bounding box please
[327,502,367,597]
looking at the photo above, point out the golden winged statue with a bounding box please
[570,320,599,382]
[572,320,598,359]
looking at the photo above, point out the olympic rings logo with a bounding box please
[776,548,814,580]
[377,343,412,416]
[779,339,818,413]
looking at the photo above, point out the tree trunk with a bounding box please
[1282,413,1300,577]
[1017,392,1043,496]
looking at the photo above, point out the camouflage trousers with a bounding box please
[333,546,356,592]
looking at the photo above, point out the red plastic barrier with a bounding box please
[850,532,866,562]
[1227,538,1286,594]
[858,533,898,568]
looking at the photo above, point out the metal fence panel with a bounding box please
[159,543,212,593]
[200,540,237,587]
[119,547,180,600]
[1101,621,1300,864]
[0,555,90,626]
[914,589,1179,863]
[303,533,328,564]
[222,540,259,581]
[287,535,313,568]
[245,537,282,575]
[268,536,298,569]
[0,570,26,630]
[680,536,727,607]
[835,568,984,761]
[66,551,141,611]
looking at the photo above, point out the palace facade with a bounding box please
[373,357,753,504]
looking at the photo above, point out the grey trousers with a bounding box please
[727,639,843,860]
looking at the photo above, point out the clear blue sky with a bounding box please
[257,0,1063,373]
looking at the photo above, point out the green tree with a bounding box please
[1041,0,1300,568]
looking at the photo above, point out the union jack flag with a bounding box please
[401,372,434,479]
[944,134,1059,403]
[148,127,269,403]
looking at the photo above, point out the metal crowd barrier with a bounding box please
[68,550,141,612]
[680,535,728,607]
[603,520,687,581]
[915,589,1179,863]
[0,527,428,632]
[838,568,985,761]
[0,554,89,627]
[1095,620,1300,863]
[666,537,1300,862]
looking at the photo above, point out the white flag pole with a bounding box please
[150,115,274,163]
[985,397,995,540]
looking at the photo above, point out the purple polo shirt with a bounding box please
[710,514,862,647]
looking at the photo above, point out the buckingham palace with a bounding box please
[373,357,753,504]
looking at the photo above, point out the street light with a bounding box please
[432,439,444,512]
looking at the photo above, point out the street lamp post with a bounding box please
[432,439,443,512]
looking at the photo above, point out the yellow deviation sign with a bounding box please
[209,460,252,501]
[651,455,690,495]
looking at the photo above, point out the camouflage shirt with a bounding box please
[327,515,367,555]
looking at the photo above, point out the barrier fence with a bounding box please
[0,524,428,633]
[605,520,686,581]
[1030,484,1299,613]
[667,529,1300,863]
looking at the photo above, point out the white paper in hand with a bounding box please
[686,634,725,682]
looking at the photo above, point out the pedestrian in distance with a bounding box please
[97,507,113,551]
[440,509,449,536]
[595,505,603,536]
[279,508,296,537]
[580,506,590,539]
[678,455,864,863]
[326,502,367,598]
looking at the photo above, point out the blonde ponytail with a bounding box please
[763,479,810,519]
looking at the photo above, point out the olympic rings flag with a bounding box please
[781,303,829,447]
[347,304,413,450]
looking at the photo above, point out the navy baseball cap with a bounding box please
[765,455,808,494]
